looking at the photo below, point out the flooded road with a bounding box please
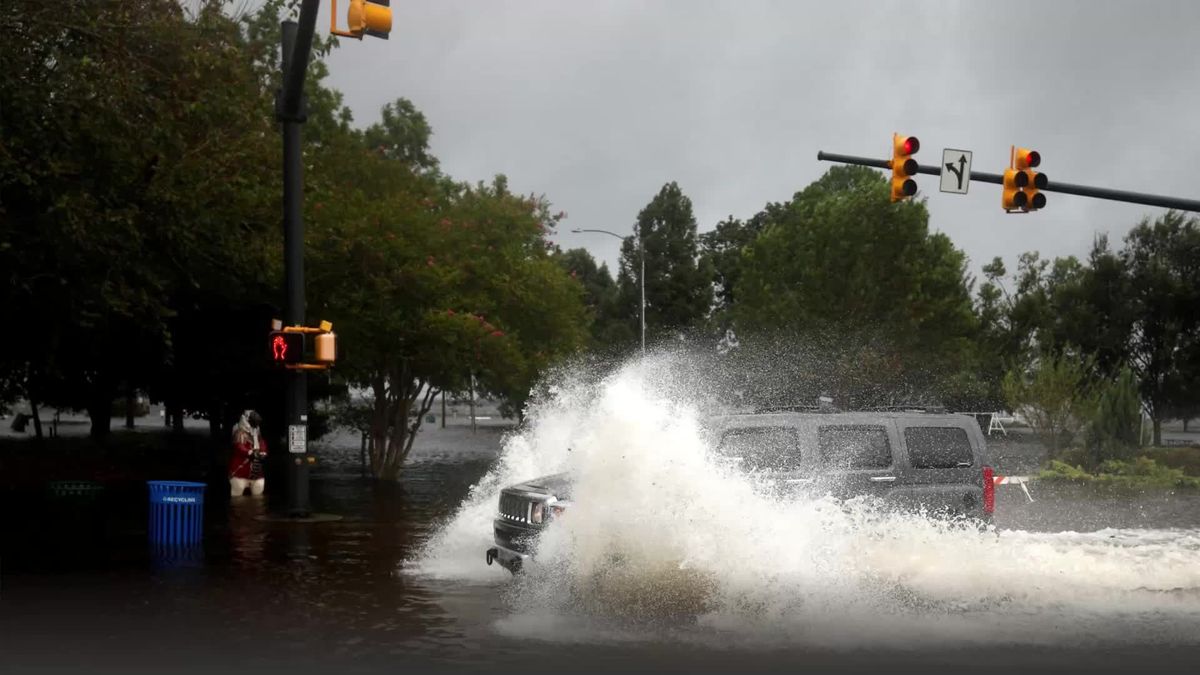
[4,375,1200,673]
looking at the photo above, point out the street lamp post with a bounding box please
[572,228,645,353]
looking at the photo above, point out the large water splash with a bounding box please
[412,355,1200,647]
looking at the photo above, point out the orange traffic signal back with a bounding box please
[333,0,392,40]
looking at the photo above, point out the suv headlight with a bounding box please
[531,497,569,524]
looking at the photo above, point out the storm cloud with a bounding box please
[316,0,1200,277]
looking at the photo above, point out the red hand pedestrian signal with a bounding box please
[268,331,304,365]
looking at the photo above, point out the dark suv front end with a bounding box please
[486,473,571,573]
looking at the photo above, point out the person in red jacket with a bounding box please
[230,410,267,497]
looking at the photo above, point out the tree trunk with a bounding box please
[88,394,113,440]
[169,401,184,434]
[208,405,221,440]
[28,391,44,440]
[1185,419,1190,433]
[124,385,136,430]
[360,430,367,478]
[1152,416,1162,447]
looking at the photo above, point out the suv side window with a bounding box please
[818,425,892,469]
[717,427,802,472]
[904,427,974,468]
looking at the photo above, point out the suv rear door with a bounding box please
[813,420,901,500]
[893,417,986,517]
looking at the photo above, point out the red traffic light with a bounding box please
[894,135,920,156]
[1015,147,1040,170]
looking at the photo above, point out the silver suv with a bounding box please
[485,410,994,573]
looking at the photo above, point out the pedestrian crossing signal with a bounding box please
[269,332,304,365]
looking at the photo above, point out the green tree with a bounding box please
[732,166,977,406]
[362,98,439,172]
[556,248,630,351]
[308,124,587,478]
[0,0,281,438]
[616,182,713,345]
[1002,351,1094,459]
[1120,211,1200,445]
[1085,366,1142,465]
[699,210,773,330]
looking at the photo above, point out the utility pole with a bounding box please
[276,0,320,518]
[640,237,645,353]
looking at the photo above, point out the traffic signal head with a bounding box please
[1002,169,1029,210]
[1015,147,1041,170]
[269,331,304,365]
[314,332,337,364]
[890,134,920,202]
[347,0,392,39]
[1016,148,1046,211]
[1003,147,1047,212]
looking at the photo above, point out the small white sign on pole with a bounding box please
[940,148,973,194]
[288,424,307,454]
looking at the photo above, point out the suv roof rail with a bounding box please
[860,404,948,414]
[752,404,842,414]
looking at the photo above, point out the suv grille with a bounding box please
[498,492,531,523]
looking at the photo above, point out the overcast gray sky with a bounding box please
[314,0,1200,281]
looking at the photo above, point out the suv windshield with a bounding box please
[818,425,892,469]
[716,426,802,472]
[904,426,974,468]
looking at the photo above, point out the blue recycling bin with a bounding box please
[147,481,206,545]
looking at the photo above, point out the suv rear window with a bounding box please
[717,427,802,472]
[904,427,974,469]
[818,425,892,469]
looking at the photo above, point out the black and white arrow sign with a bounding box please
[940,149,973,194]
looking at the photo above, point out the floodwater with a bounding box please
[3,364,1200,674]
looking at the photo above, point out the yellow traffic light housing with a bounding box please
[331,0,392,40]
[1015,147,1047,210]
[315,331,337,363]
[890,134,920,202]
[1002,169,1029,211]
[1005,146,1047,212]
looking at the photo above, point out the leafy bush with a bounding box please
[1003,352,1094,458]
[1143,446,1200,477]
[1039,457,1200,489]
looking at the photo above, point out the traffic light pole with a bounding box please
[817,151,1200,212]
[277,0,320,518]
